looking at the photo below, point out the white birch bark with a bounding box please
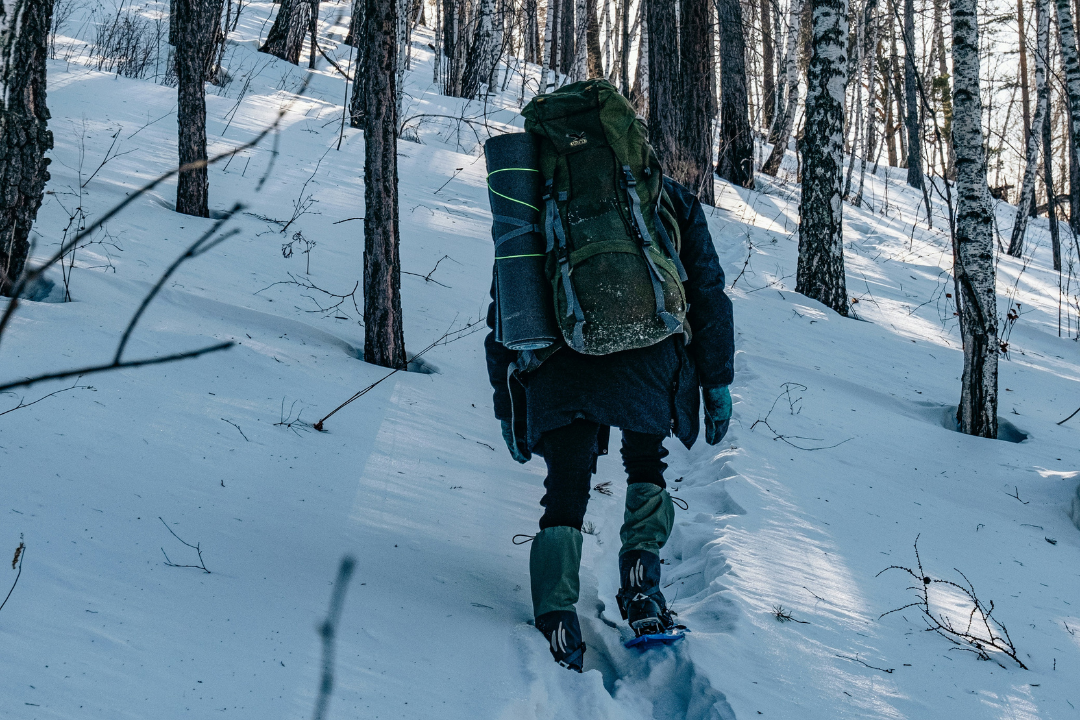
[1008,0,1050,257]
[762,0,804,175]
[540,0,555,91]
[796,0,849,315]
[950,0,998,438]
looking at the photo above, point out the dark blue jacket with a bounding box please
[485,178,734,449]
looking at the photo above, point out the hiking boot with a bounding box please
[535,610,586,672]
[616,549,676,636]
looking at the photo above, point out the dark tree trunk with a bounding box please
[442,0,464,96]
[715,0,753,189]
[0,0,54,297]
[363,0,406,369]
[348,0,368,127]
[796,0,849,317]
[176,0,223,218]
[586,0,603,77]
[461,0,497,98]
[559,0,575,76]
[1044,98,1062,270]
[619,0,630,94]
[951,0,997,438]
[261,0,311,64]
[902,0,923,188]
[646,0,679,168]
[762,0,777,131]
[668,0,714,201]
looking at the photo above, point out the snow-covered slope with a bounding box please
[2,7,1079,719]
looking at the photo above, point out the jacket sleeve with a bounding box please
[484,272,518,421]
[667,178,735,388]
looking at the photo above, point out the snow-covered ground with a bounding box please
[2,4,1080,718]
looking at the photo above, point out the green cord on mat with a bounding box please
[487,168,541,212]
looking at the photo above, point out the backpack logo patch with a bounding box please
[567,131,588,148]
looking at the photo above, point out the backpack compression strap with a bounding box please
[544,179,587,350]
[622,166,683,334]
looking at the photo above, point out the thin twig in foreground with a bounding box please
[0,379,93,418]
[0,542,25,614]
[159,517,210,573]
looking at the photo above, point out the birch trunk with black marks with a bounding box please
[260,0,310,64]
[646,0,678,169]
[1008,0,1049,258]
[540,0,556,91]
[902,0,922,188]
[951,0,997,438]
[715,0,752,189]
[0,0,53,296]
[461,0,496,98]
[854,0,878,203]
[843,0,866,201]
[176,0,223,218]
[762,0,803,175]
[1043,98,1062,270]
[363,0,406,369]
[1054,0,1080,235]
[1018,0,1031,143]
[796,0,849,316]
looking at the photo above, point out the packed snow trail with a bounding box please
[2,5,1080,718]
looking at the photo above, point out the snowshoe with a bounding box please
[535,610,586,672]
[616,550,687,649]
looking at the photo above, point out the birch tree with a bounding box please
[540,0,556,91]
[1054,0,1080,235]
[762,0,804,176]
[796,0,849,316]
[461,0,497,98]
[0,0,53,295]
[950,0,997,438]
[571,0,587,80]
[761,0,777,130]
[1008,0,1050,258]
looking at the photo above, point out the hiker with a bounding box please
[484,80,734,672]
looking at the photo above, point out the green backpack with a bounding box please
[521,79,689,356]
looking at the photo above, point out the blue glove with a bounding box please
[501,420,531,463]
[702,386,732,446]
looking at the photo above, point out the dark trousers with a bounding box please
[538,419,668,531]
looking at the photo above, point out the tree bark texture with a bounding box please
[950,0,997,438]
[664,0,713,200]
[1008,0,1049,257]
[1043,96,1061,270]
[761,0,777,131]
[175,0,223,218]
[461,0,497,97]
[0,0,53,296]
[363,0,406,369]
[559,0,574,76]
[902,0,922,188]
[762,0,804,175]
[1018,0,1032,142]
[796,0,849,317]
[715,0,753,189]
[1054,0,1080,235]
[586,0,603,77]
[260,0,311,64]
[348,0,368,127]
[646,0,678,169]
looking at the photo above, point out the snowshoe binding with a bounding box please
[617,550,687,649]
[535,610,586,672]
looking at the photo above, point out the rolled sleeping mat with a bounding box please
[484,132,559,351]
